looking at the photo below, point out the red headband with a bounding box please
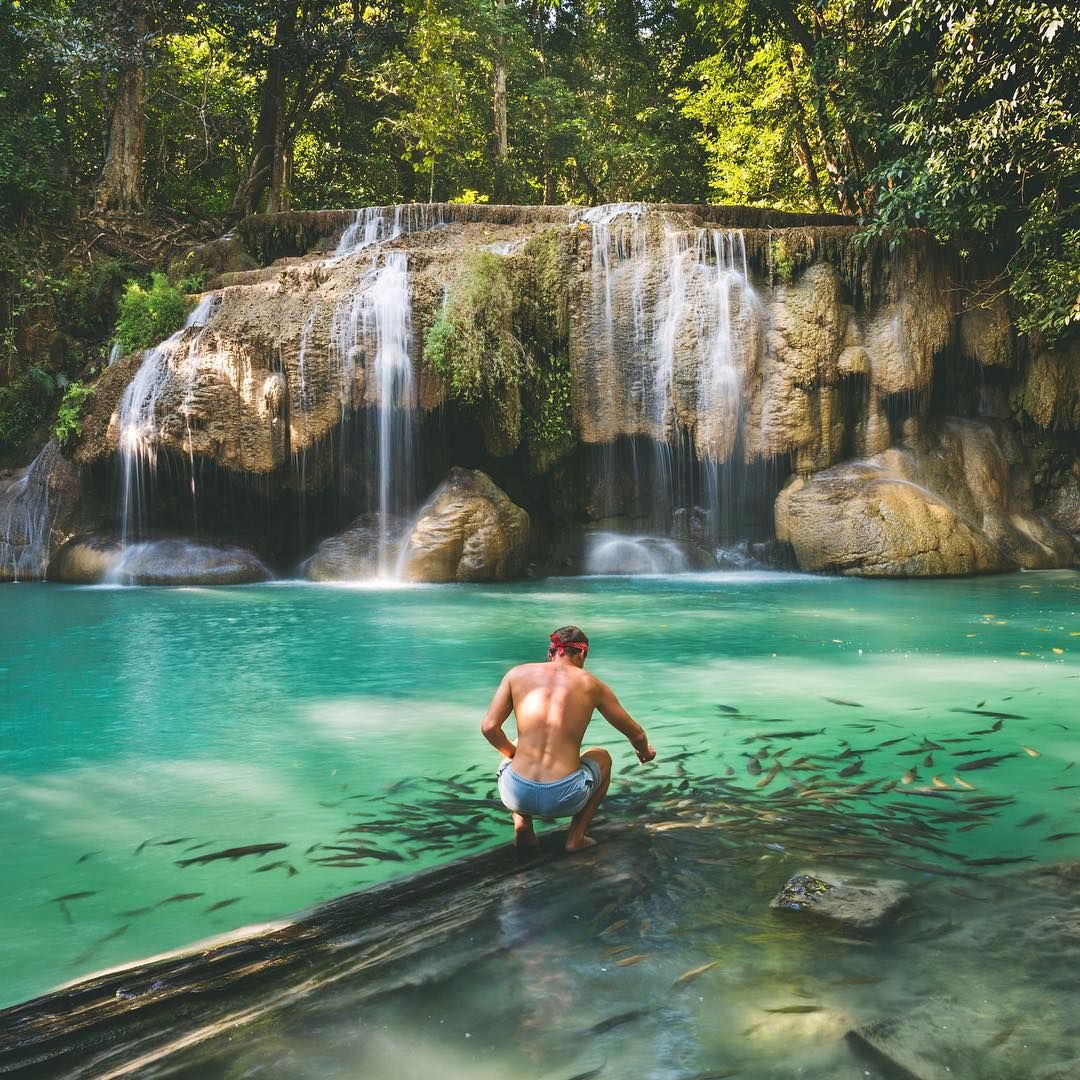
[549,634,588,657]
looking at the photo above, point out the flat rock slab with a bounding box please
[770,872,910,930]
[846,998,1002,1079]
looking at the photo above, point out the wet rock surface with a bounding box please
[49,535,271,585]
[401,468,529,582]
[775,417,1077,575]
[846,998,1002,1080]
[771,872,910,930]
[303,514,410,581]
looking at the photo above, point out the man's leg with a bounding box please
[565,748,611,853]
[513,812,538,848]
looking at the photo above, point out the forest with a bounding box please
[0,0,1076,462]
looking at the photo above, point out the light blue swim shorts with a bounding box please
[497,757,602,819]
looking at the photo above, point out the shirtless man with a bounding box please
[481,625,656,852]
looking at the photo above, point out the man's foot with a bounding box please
[564,834,597,853]
[513,813,539,849]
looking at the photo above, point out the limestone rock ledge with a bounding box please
[400,469,529,583]
[775,417,1077,576]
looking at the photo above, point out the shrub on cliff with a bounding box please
[424,252,527,454]
[114,273,189,355]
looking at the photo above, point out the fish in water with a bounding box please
[931,776,950,789]
[1022,746,1041,757]
[746,757,763,776]
[763,1005,823,1014]
[923,754,935,767]
[49,891,97,904]
[716,704,740,714]
[1044,832,1080,843]
[672,960,722,988]
[158,893,204,906]
[252,861,288,873]
[1019,813,1047,828]
[764,729,825,740]
[757,763,782,788]
[176,843,288,868]
[118,905,156,918]
[952,708,1026,720]
[565,1065,605,1080]
[152,837,194,847]
[824,697,863,707]
[579,1010,645,1036]
[76,851,103,864]
[967,856,1034,867]
[838,761,864,778]
[615,954,647,966]
[955,754,1015,772]
[205,897,243,913]
[901,768,918,785]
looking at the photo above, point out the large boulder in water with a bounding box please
[401,469,529,582]
[50,536,271,585]
[303,514,410,580]
[775,417,1077,576]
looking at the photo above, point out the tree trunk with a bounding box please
[95,15,148,215]
[266,128,292,213]
[492,0,509,200]
[231,9,295,216]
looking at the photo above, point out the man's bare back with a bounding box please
[481,626,655,851]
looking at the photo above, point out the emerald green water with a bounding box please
[1,570,1077,1029]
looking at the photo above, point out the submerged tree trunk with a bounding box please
[95,15,148,215]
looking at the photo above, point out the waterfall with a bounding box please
[582,206,758,547]
[0,442,64,581]
[328,245,415,578]
[117,293,219,544]
[335,204,446,257]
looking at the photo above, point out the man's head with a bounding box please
[548,625,589,666]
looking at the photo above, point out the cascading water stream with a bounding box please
[117,294,220,545]
[0,442,63,581]
[328,226,416,578]
[582,207,758,547]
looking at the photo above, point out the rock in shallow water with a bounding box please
[775,417,1077,576]
[401,468,529,583]
[50,536,271,585]
[846,998,1003,1080]
[303,514,409,581]
[770,872,909,931]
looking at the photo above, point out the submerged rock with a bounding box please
[770,872,909,930]
[50,536,271,585]
[401,468,529,582]
[846,998,1002,1080]
[303,514,410,581]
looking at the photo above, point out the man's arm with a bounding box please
[481,672,517,759]
[595,681,656,762]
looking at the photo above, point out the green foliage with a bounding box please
[175,269,207,294]
[53,380,94,446]
[115,273,190,354]
[770,238,796,285]
[0,367,56,454]
[425,252,527,454]
[524,354,575,467]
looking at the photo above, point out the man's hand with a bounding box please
[635,742,656,763]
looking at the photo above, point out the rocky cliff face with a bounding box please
[19,202,1078,579]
